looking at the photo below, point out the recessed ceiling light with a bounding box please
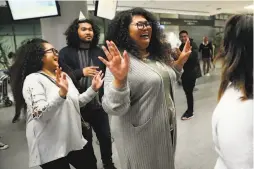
[244,4,254,9]
[216,8,222,10]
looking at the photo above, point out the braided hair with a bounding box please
[9,38,48,122]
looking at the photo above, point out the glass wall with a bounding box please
[0,21,41,52]
[0,20,41,69]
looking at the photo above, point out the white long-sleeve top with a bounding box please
[23,72,97,167]
[212,85,253,169]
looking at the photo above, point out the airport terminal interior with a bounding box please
[0,1,253,169]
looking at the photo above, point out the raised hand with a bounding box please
[174,48,181,59]
[55,67,68,97]
[83,66,99,77]
[91,71,104,92]
[98,41,130,83]
[178,38,192,64]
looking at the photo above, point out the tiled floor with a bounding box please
[0,67,220,169]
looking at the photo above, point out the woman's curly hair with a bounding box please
[9,38,48,122]
[64,18,100,48]
[106,7,169,62]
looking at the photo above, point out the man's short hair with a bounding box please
[179,30,188,36]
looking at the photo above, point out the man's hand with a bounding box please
[83,66,99,77]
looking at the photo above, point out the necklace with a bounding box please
[41,70,56,79]
[141,52,150,62]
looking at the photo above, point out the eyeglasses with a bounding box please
[131,21,152,30]
[44,48,59,56]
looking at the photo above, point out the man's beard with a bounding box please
[80,40,91,49]
[80,39,92,44]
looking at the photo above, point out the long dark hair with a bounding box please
[106,7,168,62]
[64,18,100,49]
[9,38,48,122]
[217,14,253,101]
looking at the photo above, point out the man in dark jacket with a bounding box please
[179,30,200,120]
[59,18,116,169]
[199,36,213,76]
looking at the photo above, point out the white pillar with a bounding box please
[40,1,88,50]
[160,13,180,48]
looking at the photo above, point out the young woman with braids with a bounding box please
[98,8,192,169]
[212,15,253,169]
[9,38,104,169]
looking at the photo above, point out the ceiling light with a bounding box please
[87,5,211,16]
[244,4,254,9]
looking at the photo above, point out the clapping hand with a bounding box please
[55,67,68,97]
[91,71,104,92]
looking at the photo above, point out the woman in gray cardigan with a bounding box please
[98,8,192,169]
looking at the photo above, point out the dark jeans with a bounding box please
[181,73,196,114]
[40,144,97,169]
[81,106,113,167]
[202,57,211,74]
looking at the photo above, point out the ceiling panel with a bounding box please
[1,1,253,16]
[88,0,253,15]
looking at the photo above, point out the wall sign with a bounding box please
[160,18,214,26]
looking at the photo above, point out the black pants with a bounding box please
[81,106,113,167]
[82,125,98,169]
[202,57,211,74]
[181,74,196,114]
[40,145,96,169]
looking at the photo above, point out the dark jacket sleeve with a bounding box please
[199,44,202,52]
[72,69,83,81]
[93,47,107,99]
[180,40,200,77]
[59,47,84,81]
[98,47,107,73]
[189,41,199,63]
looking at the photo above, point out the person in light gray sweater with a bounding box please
[98,8,192,169]
[9,38,104,169]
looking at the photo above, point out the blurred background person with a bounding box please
[199,36,213,76]
[179,30,200,120]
